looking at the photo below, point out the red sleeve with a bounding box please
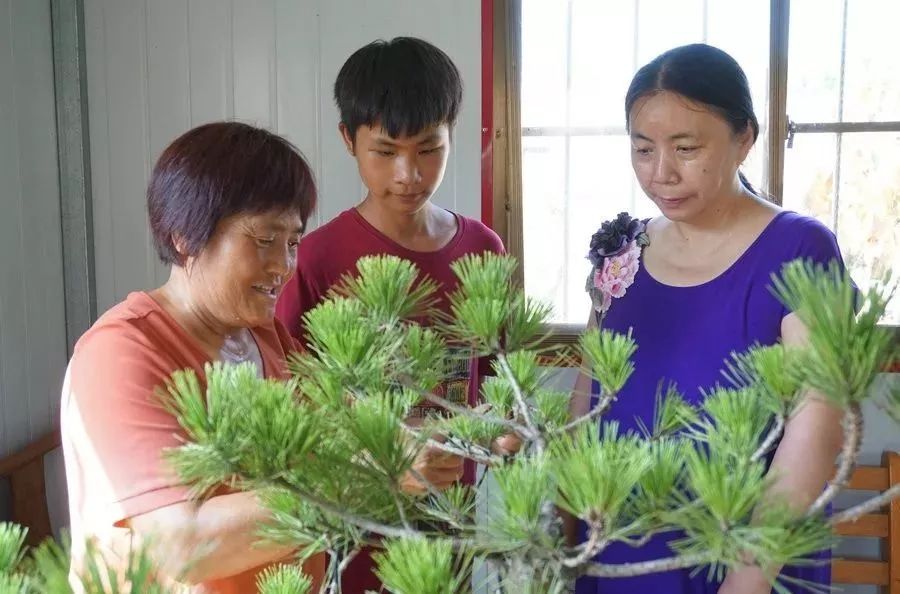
[487,227,506,255]
[275,270,303,339]
[276,247,327,343]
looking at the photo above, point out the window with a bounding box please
[782,0,900,324]
[494,0,899,327]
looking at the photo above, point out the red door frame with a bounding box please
[480,0,494,229]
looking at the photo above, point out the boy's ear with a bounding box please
[338,123,355,156]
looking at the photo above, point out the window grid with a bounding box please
[496,0,899,336]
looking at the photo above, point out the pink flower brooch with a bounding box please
[586,212,650,318]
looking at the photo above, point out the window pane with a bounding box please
[707,0,771,192]
[635,0,705,65]
[787,0,844,123]
[521,1,569,128]
[563,135,635,322]
[842,1,900,122]
[835,133,900,324]
[782,132,837,227]
[522,136,567,317]
[568,1,636,128]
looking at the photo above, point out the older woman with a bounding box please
[61,122,464,593]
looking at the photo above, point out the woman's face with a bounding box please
[628,91,754,222]
[184,208,304,330]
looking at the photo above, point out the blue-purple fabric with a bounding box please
[577,211,845,594]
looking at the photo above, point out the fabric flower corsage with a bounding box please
[586,212,650,319]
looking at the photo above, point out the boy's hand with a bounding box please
[492,432,523,456]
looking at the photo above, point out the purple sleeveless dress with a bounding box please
[576,211,845,594]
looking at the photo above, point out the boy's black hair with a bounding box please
[334,37,462,142]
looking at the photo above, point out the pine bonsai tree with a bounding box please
[0,254,895,593]
[162,253,898,593]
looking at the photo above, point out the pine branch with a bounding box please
[266,475,481,552]
[563,520,606,568]
[267,476,425,540]
[496,352,543,451]
[829,482,900,525]
[581,552,712,577]
[556,388,616,434]
[402,424,504,466]
[806,403,863,518]
[393,491,412,531]
[404,381,530,437]
[751,414,785,463]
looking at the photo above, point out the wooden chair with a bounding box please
[833,451,899,593]
[0,430,60,546]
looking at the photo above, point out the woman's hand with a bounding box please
[717,565,773,594]
[400,442,464,495]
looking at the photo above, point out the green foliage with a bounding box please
[533,389,571,431]
[481,376,515,416]
[578,328,636,395]
[693,387,770,461]
[257,565,312,594]
[418,484,478,530]
[331,255,439,325]
[146,254,895,592]
[0,525,26,576]
[348,392,418,481]
[374,539,471,594]
[163,362,322,497]
[636,383,698,438]
[722,345,802,415]
[400,325,449,393]
[881,379,900,424]
[301,297,404,392]
[441,414,507,450]
[0,526,172,594]
[489,457,558,549]
[630,438,686,520]
[771,260,896,405]
[446,253,552,352]
[551,423,650,529]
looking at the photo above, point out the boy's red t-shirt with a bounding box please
[277,207,505,413]
[275,207,505,592]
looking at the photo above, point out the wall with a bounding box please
[0,0,68,458]
[83,0,482,314]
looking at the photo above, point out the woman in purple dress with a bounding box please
[571,44,847,594]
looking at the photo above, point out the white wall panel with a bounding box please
[0,0,67,454]
[84,0,483,313]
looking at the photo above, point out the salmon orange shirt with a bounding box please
[61,292,325,593]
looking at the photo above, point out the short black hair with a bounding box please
[334,37,463,142]
[147,122,317,265]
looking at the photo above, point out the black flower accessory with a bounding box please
[587,212,649,266]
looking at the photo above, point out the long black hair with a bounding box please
[626,43,759,193]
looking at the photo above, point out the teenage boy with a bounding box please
[276,37,507,592]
